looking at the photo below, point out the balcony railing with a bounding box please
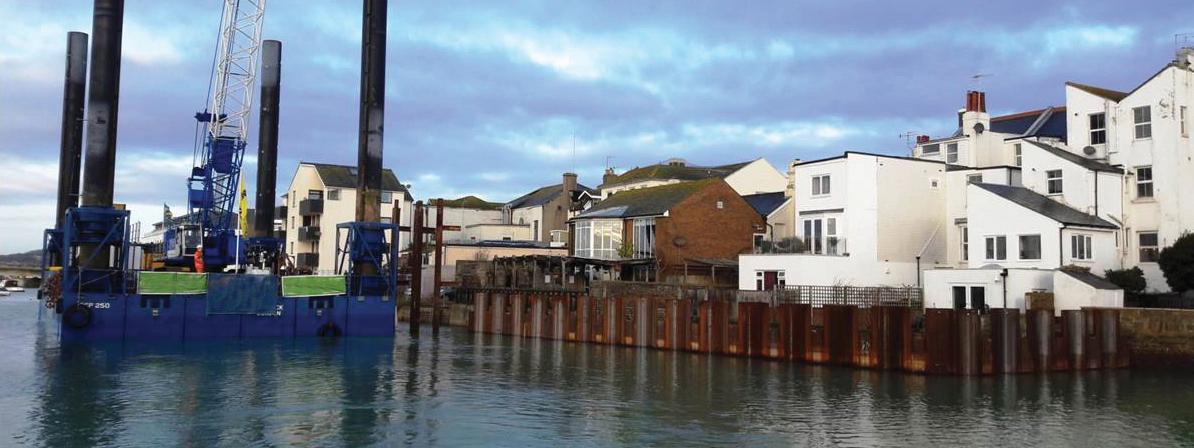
[753,237,847,255]
[299,198,324,216]
[298,226,321,241]
[296,252,319,269]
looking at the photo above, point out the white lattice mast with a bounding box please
[208,0,266,143]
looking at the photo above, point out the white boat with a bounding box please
[2,280,23,292]
[0,290,9,297]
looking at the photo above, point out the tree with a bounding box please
[1159,233,1194,293]
[616,240,635,259]
[1104,267,1146,297]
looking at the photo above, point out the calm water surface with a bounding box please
[2,293,1193,447]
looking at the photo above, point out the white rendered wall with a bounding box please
[923,268,1054,310]
[723,158,788,195]
[739,254,921,289]
[1053,271,1123,311]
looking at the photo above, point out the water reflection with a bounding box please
[4,294,1194,446]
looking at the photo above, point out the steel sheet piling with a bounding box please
[991,308,1021,374]
[1028,309,1053,371]
[1064,310,1085,370]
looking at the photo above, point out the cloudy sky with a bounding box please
[1,0,1191,253]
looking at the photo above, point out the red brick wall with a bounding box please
[655,180,764,280]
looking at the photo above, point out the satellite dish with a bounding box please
[973,122,985,134]
[1083,146,1097,155]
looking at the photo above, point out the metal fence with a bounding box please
[751,284,923,308]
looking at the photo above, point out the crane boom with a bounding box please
[171,0,268,270]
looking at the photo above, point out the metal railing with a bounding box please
[757,284,922,308]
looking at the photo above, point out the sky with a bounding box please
[1,0,1192,254]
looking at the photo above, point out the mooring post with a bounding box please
[432,198,444,334]
[408,201,424,335]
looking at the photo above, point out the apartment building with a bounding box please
[281,162,413,273]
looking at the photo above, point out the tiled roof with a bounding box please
[1023,140,1123,174]
[601,160,753,188]
[507,183,594,210]
[989,106,1067,140]
[1065,81,1129,102]
[438,195,503,210]
[577,178,718,219]
[1060,269,1122,290]
[306,162,407,192]
[973,183,1117,229]
[742,192,788,217]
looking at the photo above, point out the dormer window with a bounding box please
[922,144,940,155]
[1089,113,1106,145]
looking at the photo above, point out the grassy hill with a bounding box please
[0,250,41,267]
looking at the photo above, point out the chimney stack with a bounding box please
[602,167,617,186]
[254,40,281,237]
[354,0,387,223]
[55,31,88,229]
[562,172,578,193]
[965,91,986,113]
[785,160,799,198]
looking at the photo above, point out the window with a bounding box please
[967,174,982,184]
[1182,106,1189,137]
[1136,166,1153,198]
[985,236,1006,261]
[803,217,840,255]
[922,143,940,155]
[532,220,539,240]
[716,200,724,209]
[1046,169,1063,194]
[381,191,393,204]
[327,189,341,201]
[632,218,656,259]
[961,226,969,261]
[1089,112,1106,145]
[952,286,986,310]
[1139,232,1159,262]
[1019,234,1041,260]
[290,216,294,229]
[1133,106,1152,139]
[811,175,831,196]
[1071,234,1092,260]
[1014,143,1022,167]
[574,220,622,260]
[946,143,959,163]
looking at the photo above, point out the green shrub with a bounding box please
[1159,233,1194,293]
[1105,267,1147,297]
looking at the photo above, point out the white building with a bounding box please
[280,162,413,273]
[423,196,505,243]
[739,152,948,290]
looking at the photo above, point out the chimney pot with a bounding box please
[965,91,986,113]
[916,135,930,144]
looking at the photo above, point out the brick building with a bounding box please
[569,178,765,286]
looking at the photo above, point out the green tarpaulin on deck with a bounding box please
[281,275,346,297]
[138,272,208,295]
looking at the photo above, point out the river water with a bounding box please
[2,292,1193,447]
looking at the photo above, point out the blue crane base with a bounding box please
[54,283,396,342]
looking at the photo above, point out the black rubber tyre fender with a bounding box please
[63,303,93,329]
[317,322,342,337]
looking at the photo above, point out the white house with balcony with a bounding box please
[739,151,949,290]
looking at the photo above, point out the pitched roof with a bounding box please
[1022,140,1123,174]
[306,162,407,192]
[507,183,594,210]
[973,183,1117,229]
[741,192,788,217]
[577,178,718,219]
[1065,81,1130,102]
[600,159,754,188]
[990,106,1067,140]
[1060,269,1122,290]
[438,195,503,210]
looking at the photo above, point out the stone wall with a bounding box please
[1117,307,1194,368]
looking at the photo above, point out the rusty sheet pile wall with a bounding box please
[465,287,1128,375]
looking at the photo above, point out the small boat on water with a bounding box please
[0,290,9,297]
[2,280,24,292]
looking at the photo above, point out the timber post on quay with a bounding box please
[460,284,1131,376]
